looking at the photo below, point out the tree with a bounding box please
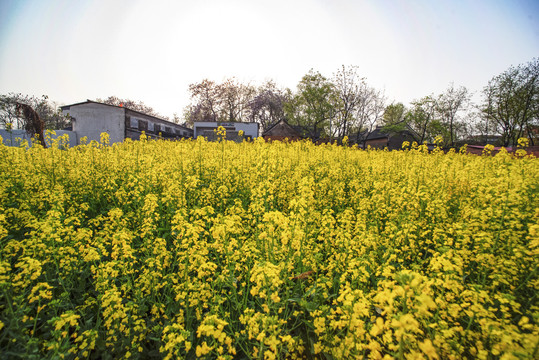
[382,103,406,126]
[381,102,407,134]
[325,65,388,143]
[400,86,470,147]
[407,96,437,144]
[217,78,256,123]
[436,83,470,146]
[286,69,338,140]
[185,78,256,125]
[15,102,46,147]
[186,79,221,123]
[0,93,24,129]
[353,85,386,147]
[0,93,71,130]
[468,106,496,144]
[96,96,167,120]
[481,58,539,146]
[332,65,365,140]
[248,80,291,133]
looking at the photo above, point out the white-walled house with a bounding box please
[61,100,193,145]
[0,129,77,147]
[193,121,259,141]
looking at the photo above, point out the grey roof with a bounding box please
[262,119,301,137]
[61,100,192,131]
[363,124,421,141]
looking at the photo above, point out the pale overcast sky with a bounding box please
[0,0,538,118]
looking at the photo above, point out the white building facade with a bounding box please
[61,100,193,145]
[193,121,259,141]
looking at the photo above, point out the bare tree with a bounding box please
[96,96,166,119]
[249,80,291,132]
[186,78,257,124]
[436,83,470,146]
[332,65,365,140]
[187,79,221,123]
[15,102,47,147]
[218,78,256,122]
[353,85,387,147]
[406,96,438,144]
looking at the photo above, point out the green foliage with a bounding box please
[406,97,436,143]
[285,70,338,139]
[382,103,406,126]
[481,58,539,146]
[0,93,70,131]
[381,122,406,134]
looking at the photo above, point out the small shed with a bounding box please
[262,119,303,141]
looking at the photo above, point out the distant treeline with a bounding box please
[183,59,538,148]
[1,58,537,147]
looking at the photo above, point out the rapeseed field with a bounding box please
[0,132,537,359]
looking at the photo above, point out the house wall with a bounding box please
[263,122,301,140]
[388,133,418,150]
[365,138,388,149]
[193,122,258,139]
[202,130,245,142]
[62,103,125,144]
[233,122,259,138]
[125,109,193,140]
[0,129,77,147]
[263,135,302,142]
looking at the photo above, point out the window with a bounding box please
[139,120,148,132]
[130,118,139,129]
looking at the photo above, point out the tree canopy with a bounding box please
[182,58,539,145]
[96,96,167,119]
[480,58,538,146]
[285,70,337,140]
[0,93,71,131]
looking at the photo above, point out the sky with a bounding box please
[0,0,538,119]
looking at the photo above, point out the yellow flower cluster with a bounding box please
[214,126,227,141]
[195,314,235,358]
[0,134,537,359]
[250,261,283,301]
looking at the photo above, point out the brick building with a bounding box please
[262,119,303,141]
[362,126,420,150]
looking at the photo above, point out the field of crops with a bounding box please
[0,133,538,359]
